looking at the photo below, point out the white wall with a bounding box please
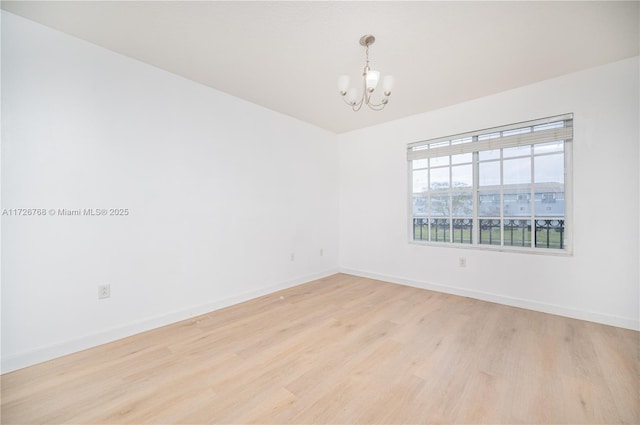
[1,12,339,372]
[339,57,639,331]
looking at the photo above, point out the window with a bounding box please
[409,114,572,253]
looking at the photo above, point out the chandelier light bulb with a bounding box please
[366,70,380,91]
[338,34,393,112]
[383,75,395,96]
[338,75,350,95]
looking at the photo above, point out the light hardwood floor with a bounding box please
[2,273,638,424]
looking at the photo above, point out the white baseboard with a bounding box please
[340,267,640,331]
[1,268,340,373]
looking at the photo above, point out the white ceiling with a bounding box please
[3,1,639,133]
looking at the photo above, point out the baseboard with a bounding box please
[340,267,640,331]
[1,268,340,374]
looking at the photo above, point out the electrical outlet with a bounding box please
[290,253,295,261]
[459,257,466,268]
[98,284,111,299]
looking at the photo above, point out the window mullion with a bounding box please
[449,162,453,243]
[530,145,535,248]
[472,146,479,245]
[499,148,504,247]
[427,158,431,242]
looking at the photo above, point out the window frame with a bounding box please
[407,114,573,255]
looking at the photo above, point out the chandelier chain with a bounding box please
[364,44,370,74]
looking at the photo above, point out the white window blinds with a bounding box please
[407,113,573,160]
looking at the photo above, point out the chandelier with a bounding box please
[338,34,394,111]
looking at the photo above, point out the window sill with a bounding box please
[408,239,573,256]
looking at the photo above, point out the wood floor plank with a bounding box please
[2,273,638,424]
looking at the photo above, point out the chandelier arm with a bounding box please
[366,102,387,111]
[341,97,353,106]
[366,98,388,108]
[342,95,364,111]
[365,87,388,109]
